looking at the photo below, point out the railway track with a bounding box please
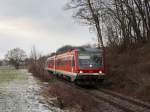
[99,89,150,109]
[68,83,150,112]
[88,89,150,112]
[48,76,150,112]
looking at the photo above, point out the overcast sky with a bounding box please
[0,0,95,59]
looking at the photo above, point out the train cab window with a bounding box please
[78,53,103,68]
[78,56,90,66]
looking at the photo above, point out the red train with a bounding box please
[45,47,106,85]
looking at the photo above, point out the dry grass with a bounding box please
[42,81,100,112]
[104,43,150,102]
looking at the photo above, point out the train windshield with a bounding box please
[78,52,103,69]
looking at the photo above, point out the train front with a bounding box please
[75,48,106,85]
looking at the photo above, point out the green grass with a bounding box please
[0,66,25,84]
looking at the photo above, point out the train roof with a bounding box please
[75,47,103,53]
[47,47,103,60]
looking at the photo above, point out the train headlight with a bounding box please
[99,71,102,74]
[79,71,83,73]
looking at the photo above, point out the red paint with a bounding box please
[46,49,106,78]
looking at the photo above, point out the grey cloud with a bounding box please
[0,0,93,59]
[0,0,66,18]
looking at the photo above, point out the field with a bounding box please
[0,66,24,84]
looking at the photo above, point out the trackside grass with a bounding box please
[0,66,25,84]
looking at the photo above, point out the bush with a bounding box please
[28,56,50,82]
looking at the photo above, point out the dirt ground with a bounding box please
[41,78,125,112]
[0,67,63,112]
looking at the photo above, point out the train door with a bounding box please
[54,56,56,74]
[71,56,75,73]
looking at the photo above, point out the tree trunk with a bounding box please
[87,0,104,48]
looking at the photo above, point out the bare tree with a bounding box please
[100,0,150,49]
[66,0,106,48]
[66,0,150,50]
[5,48,27,69]
[30,46,38,65]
